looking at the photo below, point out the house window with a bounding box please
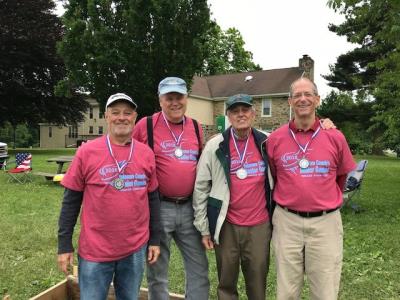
[69,126,78,138]
[262,99,272,117]
[89,126,94,134]
[99,110,104,119]
[89,107,93,119]
[98,126,103,135]
[49,127,52,138]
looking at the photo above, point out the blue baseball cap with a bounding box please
[158,77,188,95]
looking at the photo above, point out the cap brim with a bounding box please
[226,101,252,112]
[159,86,187,96]
[106,98,137,109]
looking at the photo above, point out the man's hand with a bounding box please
[321,118,336,130]
[57,252,74,275]
[147,246,160,264]
[202,235,214,250]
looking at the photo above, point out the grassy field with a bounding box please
[0,150,399,299]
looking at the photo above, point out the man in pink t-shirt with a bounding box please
[57,93,161,300]
[193,94,273,300]
[267,78,356,300]
[132,77,209,300]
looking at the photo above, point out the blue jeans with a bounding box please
[78,245,146,300]
[147,200,209,300]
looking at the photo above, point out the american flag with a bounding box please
[15,153,32,170]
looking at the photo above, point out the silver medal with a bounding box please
[174,147,183,158]
[298,158,310,169]
[236,168,248,179]
[113,178,125,190]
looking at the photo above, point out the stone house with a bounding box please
[39,55,314,147]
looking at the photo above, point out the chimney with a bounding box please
[299,54,314,81]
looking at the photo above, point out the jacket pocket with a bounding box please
[207,197,222,240]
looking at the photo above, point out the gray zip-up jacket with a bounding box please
[193,127,274,245]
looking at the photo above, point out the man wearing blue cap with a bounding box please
[133,77,209,299]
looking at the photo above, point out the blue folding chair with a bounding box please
[343,160,368,212]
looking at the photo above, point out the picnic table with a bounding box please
[47,156,74,174]
[34,156,74,181]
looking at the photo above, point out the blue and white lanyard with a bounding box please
[106,134,134,173]
[288,125,321,156]
[230,127,250,171]
[161,112,185,147]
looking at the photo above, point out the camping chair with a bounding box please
[343,159,368,212]
[6,152,33,183]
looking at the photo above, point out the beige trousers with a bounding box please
[272,205,343,300]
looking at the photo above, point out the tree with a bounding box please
[57,0,210,117]
[200,21,261,75]
[0,0,89,129]
[318,91,374,153]
[325,0,400,151]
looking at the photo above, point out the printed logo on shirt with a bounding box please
[230,151,265,177]
[159,138,198,162]
[99,162,147,191]
[281,149,330,177]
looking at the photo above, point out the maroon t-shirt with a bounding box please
[133,112,203,198]
[267,120,356,211]
[227,132,269,226]
[61,136,158,262]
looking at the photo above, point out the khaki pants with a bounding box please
[272,205,343,300]
[215,221,271,300]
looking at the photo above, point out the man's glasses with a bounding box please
[291,92,316,99]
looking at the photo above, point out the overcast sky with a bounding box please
[55,0,355,97]
[207,0,355,97]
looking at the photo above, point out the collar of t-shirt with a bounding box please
[289,117,320,132]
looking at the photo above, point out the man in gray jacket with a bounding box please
[193,94,273,300]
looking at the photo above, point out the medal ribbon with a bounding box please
[231,127,250,171]
[106,135,134,174]
[288,125,321,156]
[161,111,185,147]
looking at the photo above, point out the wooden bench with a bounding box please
[32,171,57,181]
[29,276,184,300]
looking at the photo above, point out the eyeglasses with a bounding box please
[291,92,316,99]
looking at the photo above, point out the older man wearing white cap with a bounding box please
[57,93,161,300]
[133,77,209,300]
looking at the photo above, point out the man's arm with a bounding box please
[193,141,214,250]
[57,188,83,275]
[147,188,161,264]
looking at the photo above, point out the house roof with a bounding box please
[190,67,304,99]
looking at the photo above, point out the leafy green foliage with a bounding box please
[325,0,400,151]
[0,122,39,148]
[318,91,375,154]
[200,21,261,75]
[0,0,88,127]
[57,0,210,117]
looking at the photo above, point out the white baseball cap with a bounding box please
[105,93,137,110]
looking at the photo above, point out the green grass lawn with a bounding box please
[0,150,399,299]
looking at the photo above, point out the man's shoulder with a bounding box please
[134,138,154,154]
[268,124,288,138]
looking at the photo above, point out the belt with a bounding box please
[278,204,340,218]
[161,195,191,205]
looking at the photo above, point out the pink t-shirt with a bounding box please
[267,120,356,211]
[61,136,158,262]
[227,132,269,226]
[133,112,203,197]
